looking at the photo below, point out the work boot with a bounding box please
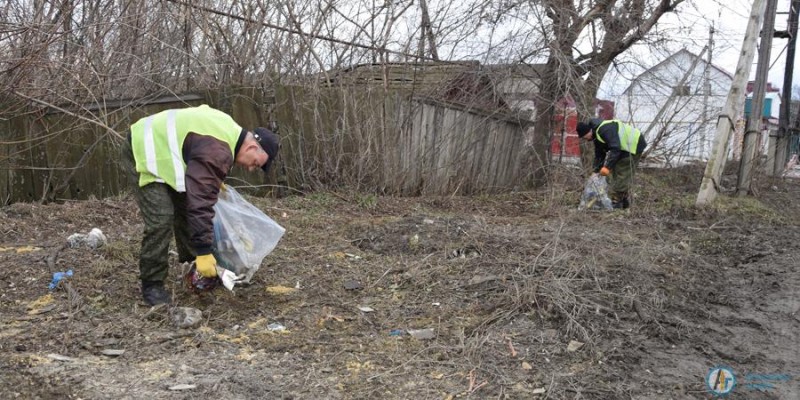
[610,193,624,209]
[621,193,631,209]
[142,281,171,306]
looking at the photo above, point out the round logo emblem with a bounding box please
[706,366,736,396]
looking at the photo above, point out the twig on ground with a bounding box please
[46,244,66,272]
[632,299,652,323]
[467,369,488,394]
[505,336,517,358]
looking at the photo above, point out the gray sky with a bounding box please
[602,0,798,97]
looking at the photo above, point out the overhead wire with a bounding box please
[163,0,450,63]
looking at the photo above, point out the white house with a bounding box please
[615,49,734,166]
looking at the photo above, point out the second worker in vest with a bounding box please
[121,105,280,306]
[576,118,647,209]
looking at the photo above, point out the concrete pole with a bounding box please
[697,0,766,206]
[737,0,778,196]
[702,27,714,159]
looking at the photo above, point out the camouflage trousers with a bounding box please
[608,154,640,205]
[120,137,195,283]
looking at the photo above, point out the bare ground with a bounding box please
[1,166,799,399]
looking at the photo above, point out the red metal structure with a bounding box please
[550,97,615,160]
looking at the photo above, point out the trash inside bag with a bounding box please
[212,186,285,281]
[578,174,613,211]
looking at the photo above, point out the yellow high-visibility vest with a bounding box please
[130,105,241,191]
[595,120,642,155]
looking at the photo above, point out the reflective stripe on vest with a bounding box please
[165,110,185,191]
[595,120,641,155]
[130,105,241,191]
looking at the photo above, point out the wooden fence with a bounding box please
[1,85,538,204]
[273,85,535,196]
[0,88,274,204]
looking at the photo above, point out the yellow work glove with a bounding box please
[599,166,611,177]
[220,183,228,192]
[195,254,218,278]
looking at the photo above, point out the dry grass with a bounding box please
[2,166,800,399]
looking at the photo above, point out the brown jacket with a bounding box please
[182,132,244,255]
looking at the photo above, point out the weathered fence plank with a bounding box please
[2,82,537,204]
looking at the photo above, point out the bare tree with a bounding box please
[530,0,688,174]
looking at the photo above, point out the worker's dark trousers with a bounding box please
[120,138,195,283]
[608,154,640,208]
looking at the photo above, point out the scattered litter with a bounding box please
[266,285,298,295]
[171,307,203,329]
[521,361,533,370]
[15,245,42,254]
[449,246,482,259]
[27,294,55,314]
[408,234,420,248]
[533,387,546,394]
[432,302,441,307]
[407,328,436,340]
[389,329,404,336]
[423,218,435,224]
[67,228,107,249]
[343,280,363,290]
[184,266,219,293]
[101,349,125,357]
[357,306,375,313]
[567,340,584,352]
[47,353,76,362]
[267,323,286,332]
[169,384,197,391]
[48,270,73,290]
[431,372,444,379]
[344,253,361,260]
[216,266,241,291]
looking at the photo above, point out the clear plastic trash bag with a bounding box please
[578,174,613,211]
[212,186,285,281]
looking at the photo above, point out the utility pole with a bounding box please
[697,0,767,206]
[737,0,778,196]
[702,27,714,158]
[417,0,439,61]
[774,0,800,173]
